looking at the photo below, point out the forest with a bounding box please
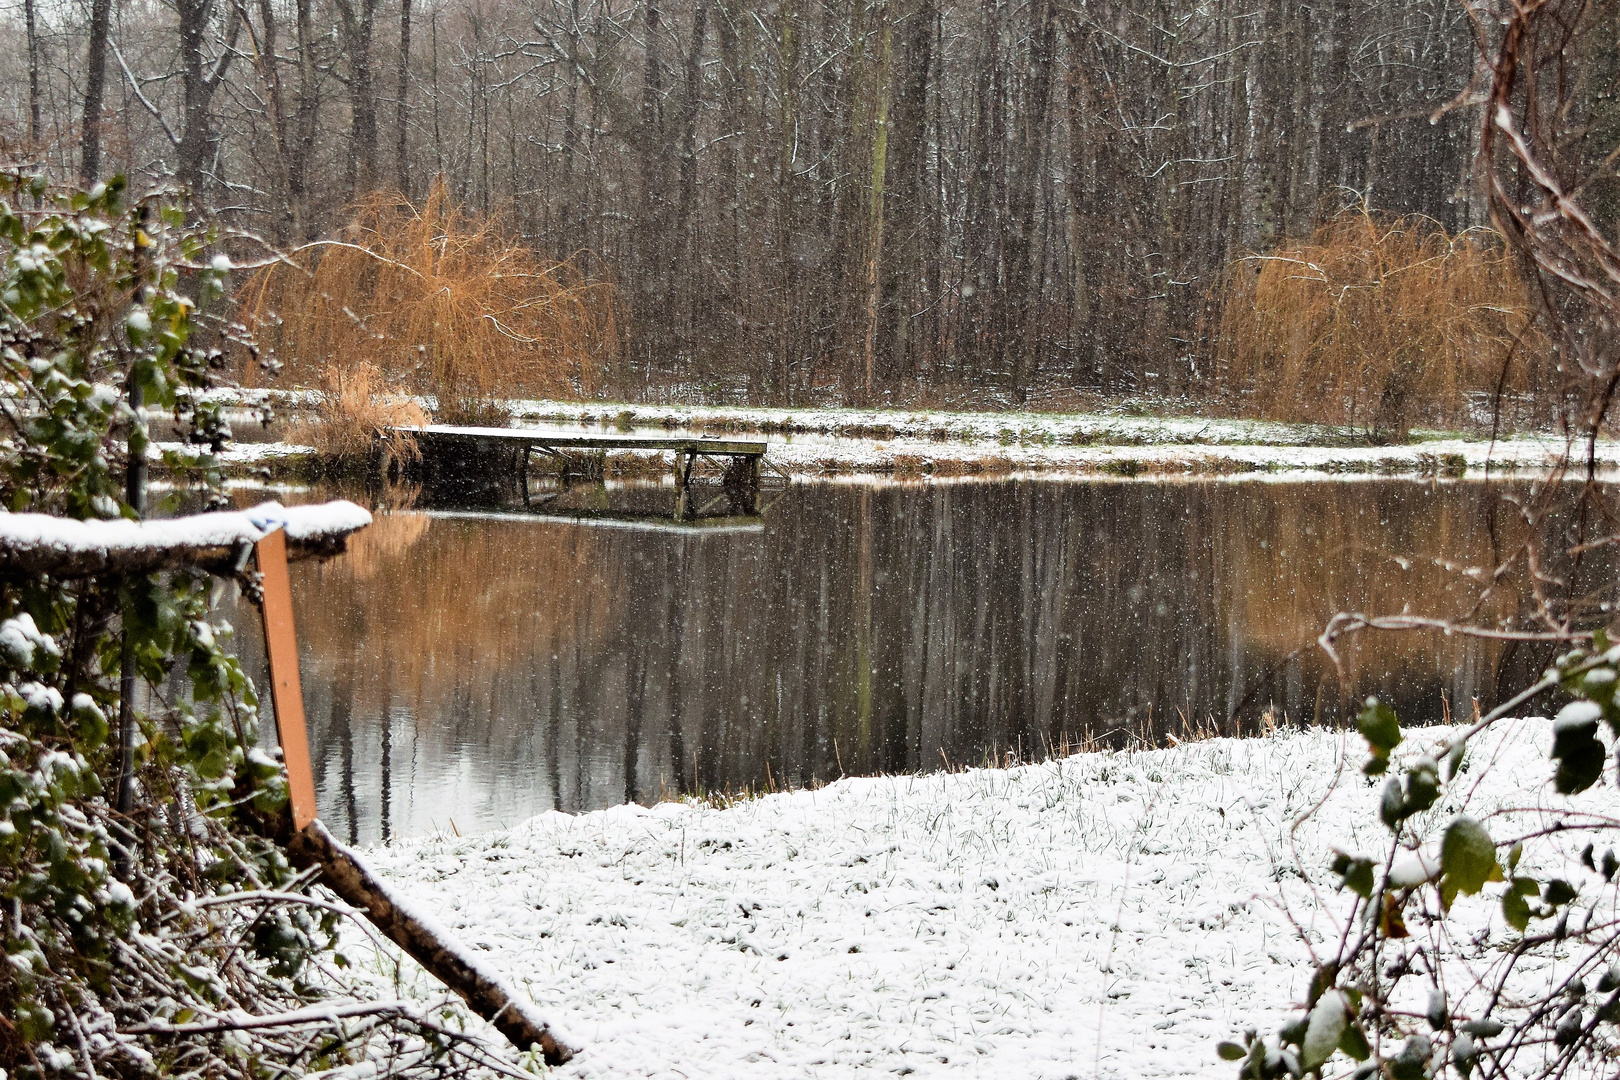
[0,0,1528,414]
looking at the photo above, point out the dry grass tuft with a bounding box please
[288,362,429,464]
[237,179,616,420]
[1216,209,1546,441]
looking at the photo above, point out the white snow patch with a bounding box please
[355,722,1598,1078]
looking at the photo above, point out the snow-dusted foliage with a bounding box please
[0,174,510,1079]
[1220,672,1620,1080]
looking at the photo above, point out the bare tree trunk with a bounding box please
[674,4,710,363]
[960,0,1004,382]
[175,0,243,197]
[80,0,113,181]
[24,0,42,144]
[247,0,296,241]
[860,3,893,402]
[396,0,413,195]
[634,1,669,372]
[287,0,317,239]
[1002,0,1056,401]
[873,0,934,386]
[336,0,380,197]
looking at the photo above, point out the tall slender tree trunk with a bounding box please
[336,0,380,197]
[873,0,935,386]
[860,4,893,401]
[249,0,296,241]
[1003,0,1056,400]
[80,0,113,181]
[24,0,42,144]
[396,0,413,195]
[961,0,1004,381]
[674,5,710,364]
[287,0,317,239]
[175,0,241,198]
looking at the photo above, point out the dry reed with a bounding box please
[237,180,615,421]
[288,362,429,464]
[1216,209,1544,440]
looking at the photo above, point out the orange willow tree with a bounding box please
[1216,209,1545,442]
[237,181,617,421]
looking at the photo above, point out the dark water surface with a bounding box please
[225,477,1566,843]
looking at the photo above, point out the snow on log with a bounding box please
[0,501,373,578]
[285,819,576,1065]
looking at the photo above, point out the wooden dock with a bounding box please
[383,424,776,514]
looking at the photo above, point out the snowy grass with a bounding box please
[357,720,1598,1078]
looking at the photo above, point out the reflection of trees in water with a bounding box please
[232,480,1580,842]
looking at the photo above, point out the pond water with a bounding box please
[222,476,1572,844]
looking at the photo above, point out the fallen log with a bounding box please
[0,501,373,578]
[284,820,575,1065]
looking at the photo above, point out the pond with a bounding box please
[222,475,1571,844]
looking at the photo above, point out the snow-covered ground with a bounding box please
[359,720,1591,1080]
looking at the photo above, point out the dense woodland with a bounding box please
[0,0,1500,403]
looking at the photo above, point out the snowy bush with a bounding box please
[0,174,511,1079]
[1221,679,1620,1080]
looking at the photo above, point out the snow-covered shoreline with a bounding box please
[359,721,1589,1079]
[193,392,1619,478]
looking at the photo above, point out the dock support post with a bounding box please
[721,453,761,515]
[674,451,697,519]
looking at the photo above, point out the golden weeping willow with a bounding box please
[1216,210,1546,440]
[237,180,617,420]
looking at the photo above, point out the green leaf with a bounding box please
[1330,852,1375,899]
[1216,1041,1248,1061]
[1358,698,1402,770]
[1544,879,1578,907]
[1426,989,1448,1030]
[1303,991,1349,1070]
[1452,1033,1477,1079]
[1390,1036,1432,1080]
[1503,889,1531,932]
[1380,777,1405,829]
[1551,703,1606,795]
[1405,758,1441,816]
[1440,816,1497,896]
[1579,667,1617,704]
[1338,1023,1370,1062]
[1444,738,1466,780]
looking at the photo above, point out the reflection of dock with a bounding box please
[387,424,784,519]
[386,425,773,508]
[408,472,785,532]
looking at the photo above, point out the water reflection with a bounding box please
[225,477,1577,843]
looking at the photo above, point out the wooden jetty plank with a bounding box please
[255,528,320,831]
[390,424,769,457]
